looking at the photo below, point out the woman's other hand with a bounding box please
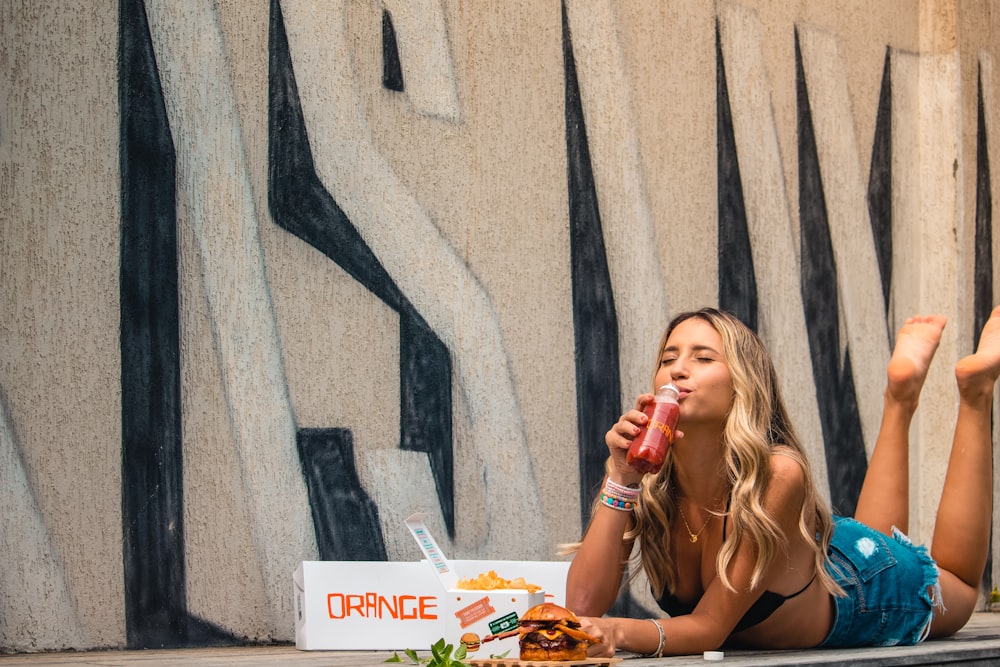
[579,617,616,657]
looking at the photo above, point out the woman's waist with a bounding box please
[729,582,834,649]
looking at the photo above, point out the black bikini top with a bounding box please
[654,498,816,634]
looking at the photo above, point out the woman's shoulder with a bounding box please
[764,447,809,505]
[768,445,807,476]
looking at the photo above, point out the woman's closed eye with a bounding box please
[661,355,715,365]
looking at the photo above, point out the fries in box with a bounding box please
[457,570,542,593]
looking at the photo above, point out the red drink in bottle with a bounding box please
[626,383,680,475]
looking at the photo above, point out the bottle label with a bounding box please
[648,418,674,442]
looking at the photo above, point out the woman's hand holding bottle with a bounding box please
[606,384,683,483]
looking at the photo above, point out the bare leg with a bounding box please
[854,315,946,536]
[929,305,1000,637]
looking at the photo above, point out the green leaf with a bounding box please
[489,649,510,659]
[429,639,445,662]
[396,638,469,667]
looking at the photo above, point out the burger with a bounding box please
[518,603,598,661]
[459,632,480,653]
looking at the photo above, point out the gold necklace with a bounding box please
[677,504,713,543]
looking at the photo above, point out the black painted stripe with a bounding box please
[716,19,758,331]
[382,9,405,92]
[562,1,622,530]
[974,64,994,597]
[120,0,241,648]
[868,49,893,318]
[974,67,994,342]
[795,30,867,516]
[298,429,388,560]
[119,0,187,648]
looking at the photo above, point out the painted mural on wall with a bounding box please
[1,0,996,652]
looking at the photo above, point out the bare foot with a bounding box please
[955,305,1000,398]
[887,315,947,405]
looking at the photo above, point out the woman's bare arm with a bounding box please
[565,398,652,615]
[565,484,636,615]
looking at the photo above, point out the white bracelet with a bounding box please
[639,618,664,658]
[604,479,640,499]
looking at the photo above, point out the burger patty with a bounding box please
[520,620,584,632]
[521,631,579,650]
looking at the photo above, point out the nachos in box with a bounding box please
[456,569,542,593]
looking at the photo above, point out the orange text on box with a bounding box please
[327,593,438,620]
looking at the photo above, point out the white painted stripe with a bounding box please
[718,3,829,495]
[383,0,461,122]
[891,49,963,545]
[0,396,86,649]
[797,26,892,458]
[146,0,318,633]
[564,0,670,401]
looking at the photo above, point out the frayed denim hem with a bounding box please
[892,525,945,643]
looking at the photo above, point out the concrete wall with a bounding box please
[1,0,998,652]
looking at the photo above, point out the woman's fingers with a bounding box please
[633,392,655,410]
[580,618,615,657]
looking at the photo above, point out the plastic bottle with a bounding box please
[626,383,680,475]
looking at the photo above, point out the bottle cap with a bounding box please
[657,383,680,397]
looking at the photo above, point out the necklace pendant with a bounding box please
[689,535,698,543]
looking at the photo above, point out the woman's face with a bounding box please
[655,317,734,427]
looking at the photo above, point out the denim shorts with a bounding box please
[819,516,941,647]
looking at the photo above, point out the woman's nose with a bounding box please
[670,359,689,380]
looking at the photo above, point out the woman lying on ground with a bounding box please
[565,306,1000,656]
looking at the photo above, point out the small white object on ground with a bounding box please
[703,650,725,660]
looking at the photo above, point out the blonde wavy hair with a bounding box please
[582,309,841,600]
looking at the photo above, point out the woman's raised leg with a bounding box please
[854,315,947,536]
[929,305,1000,636]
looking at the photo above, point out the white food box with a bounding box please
[293,514,568,651]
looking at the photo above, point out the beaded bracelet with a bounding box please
[599,492,636,511]
[638,618,665,658]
